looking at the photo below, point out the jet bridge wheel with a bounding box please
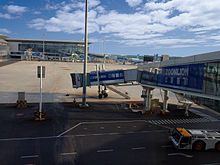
[215,142,220,151]
[103,93,108,98]
[98,93,103,99]
[193,141,205,151]
[101,90,108,98]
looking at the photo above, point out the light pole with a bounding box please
[82,0,88,105]
[102,39,105,63]
[42,34,46,60]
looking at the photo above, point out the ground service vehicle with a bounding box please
[169,128,220,151]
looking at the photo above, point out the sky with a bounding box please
[0,0,220,57]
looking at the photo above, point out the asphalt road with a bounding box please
[0,102,219,165]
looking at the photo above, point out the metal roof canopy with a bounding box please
[0,39,8,45]
[0,34,9,39]
[5,38,92,45]
[138,50,220,70]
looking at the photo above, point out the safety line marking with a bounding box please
[52,76,61,94]
[0,136,57,141]
[97,149,114,153]
[57,123,81,137]
[168,153,193,158]
[60,152,77,156]
[0,129,167,141]
[201,162,220,165]
[132,147,146,150]
[21,155,39,159]
[160,145,172,148]
[82,120,146,124]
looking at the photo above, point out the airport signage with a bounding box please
[37,66,45,78]
[90,70,124,85]
[158,63,204,93]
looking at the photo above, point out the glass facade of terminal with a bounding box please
[203,62,220,96]
[186,61,220,113]
[0,44,8,56]
[17,41,84,57]
[6,39,86,59]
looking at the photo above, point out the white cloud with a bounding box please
[167,44,199,48]
[4,5,27,14]
[88,0,100,8]
[29,0,220,48]
[45,0,99,11]
[206,35,220,41]
[0,13,12,19]
[0,28,11,34]
[33,11,41,15]
[125,0,142,7]
[29,9,99,34]
[119,37,204,47]
[204,43,220,47]
[145,0,220,31]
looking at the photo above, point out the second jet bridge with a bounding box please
[70,69,138,88]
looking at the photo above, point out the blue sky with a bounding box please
[1,0,220,56]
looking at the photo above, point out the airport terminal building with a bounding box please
[0,34,9,57]
[0,35,87,60]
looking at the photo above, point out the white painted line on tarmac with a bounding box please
[57,123,81,137]
[75,132,120,137]
[163,120,168,124]
[165,120,171,124]
[82,120,146,125]
[133,125,137,128]
[75,134,86,137]
[100,127,104,129]
[168,153,193,158]
[108,132,120,135]
[60,152,77,156]
[73,130,167,137]
[132,147,146,150]
[97,149,114,153]
[21,155,39,159]
[127,131,135,134]
[201,162,220,165]
[0,129,167,142]
[161,145,172,148]
[0,135,57,141]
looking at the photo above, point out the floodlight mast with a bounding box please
[82,0,88,105]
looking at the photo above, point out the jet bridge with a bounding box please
[70,51,220,114]
[70,68,138,99]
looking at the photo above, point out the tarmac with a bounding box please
[0,60,220,165]
[0,101,219,165]
[0,60,179,104]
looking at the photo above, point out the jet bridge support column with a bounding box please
[162,90,169,113]
[142,87,153,111]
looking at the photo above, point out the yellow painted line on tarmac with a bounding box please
[52,76,61,94]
